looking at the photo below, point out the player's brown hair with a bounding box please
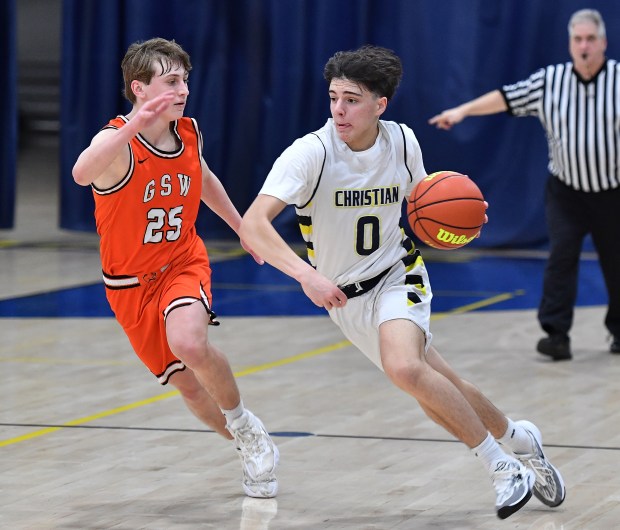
[121,38,192,104]
[323,45,402,101]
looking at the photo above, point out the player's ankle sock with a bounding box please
[472,432,508,473]
[221,400,245,425]
[497,418,531,454]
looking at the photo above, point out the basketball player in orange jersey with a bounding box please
[72,38,278,498]
[241,45,565,518]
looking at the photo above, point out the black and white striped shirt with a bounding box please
[501,59,620,192]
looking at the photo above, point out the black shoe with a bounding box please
[611,337,620,354]
[536,335,572,361]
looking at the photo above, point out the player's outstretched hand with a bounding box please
[133,91,176,129]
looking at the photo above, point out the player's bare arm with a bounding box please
[241,194,347,309]
[73,91,175,188]
[428,90,507,130]
[200,159,263,264]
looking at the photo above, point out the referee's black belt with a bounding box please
[339,266,392,300]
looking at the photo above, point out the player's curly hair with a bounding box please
[323,45,402,101]
[121,38,192,104]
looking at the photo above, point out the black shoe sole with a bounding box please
[497,490,533,520]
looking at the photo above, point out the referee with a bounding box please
[429,8,620,361]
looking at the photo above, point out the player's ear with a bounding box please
[131,80,146,100]
[376,96,388,117]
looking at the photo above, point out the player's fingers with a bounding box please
[333,295,347,308]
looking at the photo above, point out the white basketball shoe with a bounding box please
[514,420,566,507]
[492,458,535,519]
[228,410,279,498]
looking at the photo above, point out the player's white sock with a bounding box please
[472,432,509,472]
[497,418,532,454]
[222,400,245,425]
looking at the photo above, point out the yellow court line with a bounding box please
[0,240,18,249]
[0,341,353,447]
[0,391,179,447]
[0,291,521,447]
[233,340,352,377]
[432,290,524,320]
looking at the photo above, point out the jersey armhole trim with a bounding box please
[398,124,413,183]
[297,133,326,209]
[92,143,134,195]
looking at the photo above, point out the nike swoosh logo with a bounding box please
[138,158,148,164]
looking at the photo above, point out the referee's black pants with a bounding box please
[538,176,620,340]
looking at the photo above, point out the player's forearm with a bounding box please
[201,174,243,233]
[240,214,314,282]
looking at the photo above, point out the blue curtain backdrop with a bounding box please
[59,0,620,248]
[0,0,17,229]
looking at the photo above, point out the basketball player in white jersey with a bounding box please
[241,45,565,519]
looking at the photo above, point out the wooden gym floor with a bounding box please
[1,144,619,529]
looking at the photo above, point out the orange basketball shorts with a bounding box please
[103,240,217,385]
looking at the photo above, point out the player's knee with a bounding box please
[383,358,425,390]
[169,336,209,369]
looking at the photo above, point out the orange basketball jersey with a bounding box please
[93,116,204,278]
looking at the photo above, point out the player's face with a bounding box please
[143,63,189,118]
[329,78,387,151]
[569,21,607,73]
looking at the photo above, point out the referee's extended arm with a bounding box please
[428,90,508,130]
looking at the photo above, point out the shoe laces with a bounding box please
[517,430,553,481]
[235,420,269,456]
[518,451,553,480]
[492,461,524,498]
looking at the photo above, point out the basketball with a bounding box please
[407,171,486,250]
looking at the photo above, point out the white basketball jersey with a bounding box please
[260,118,427,286]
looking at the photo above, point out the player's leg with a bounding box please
[379,320,494,446]
[165,300,241,409]
[105,257,278,497]
[168,367,230,438]
[425,344,565,508]
[379,320,534,519]
[424,344,508,437]
[165,300,279,498]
